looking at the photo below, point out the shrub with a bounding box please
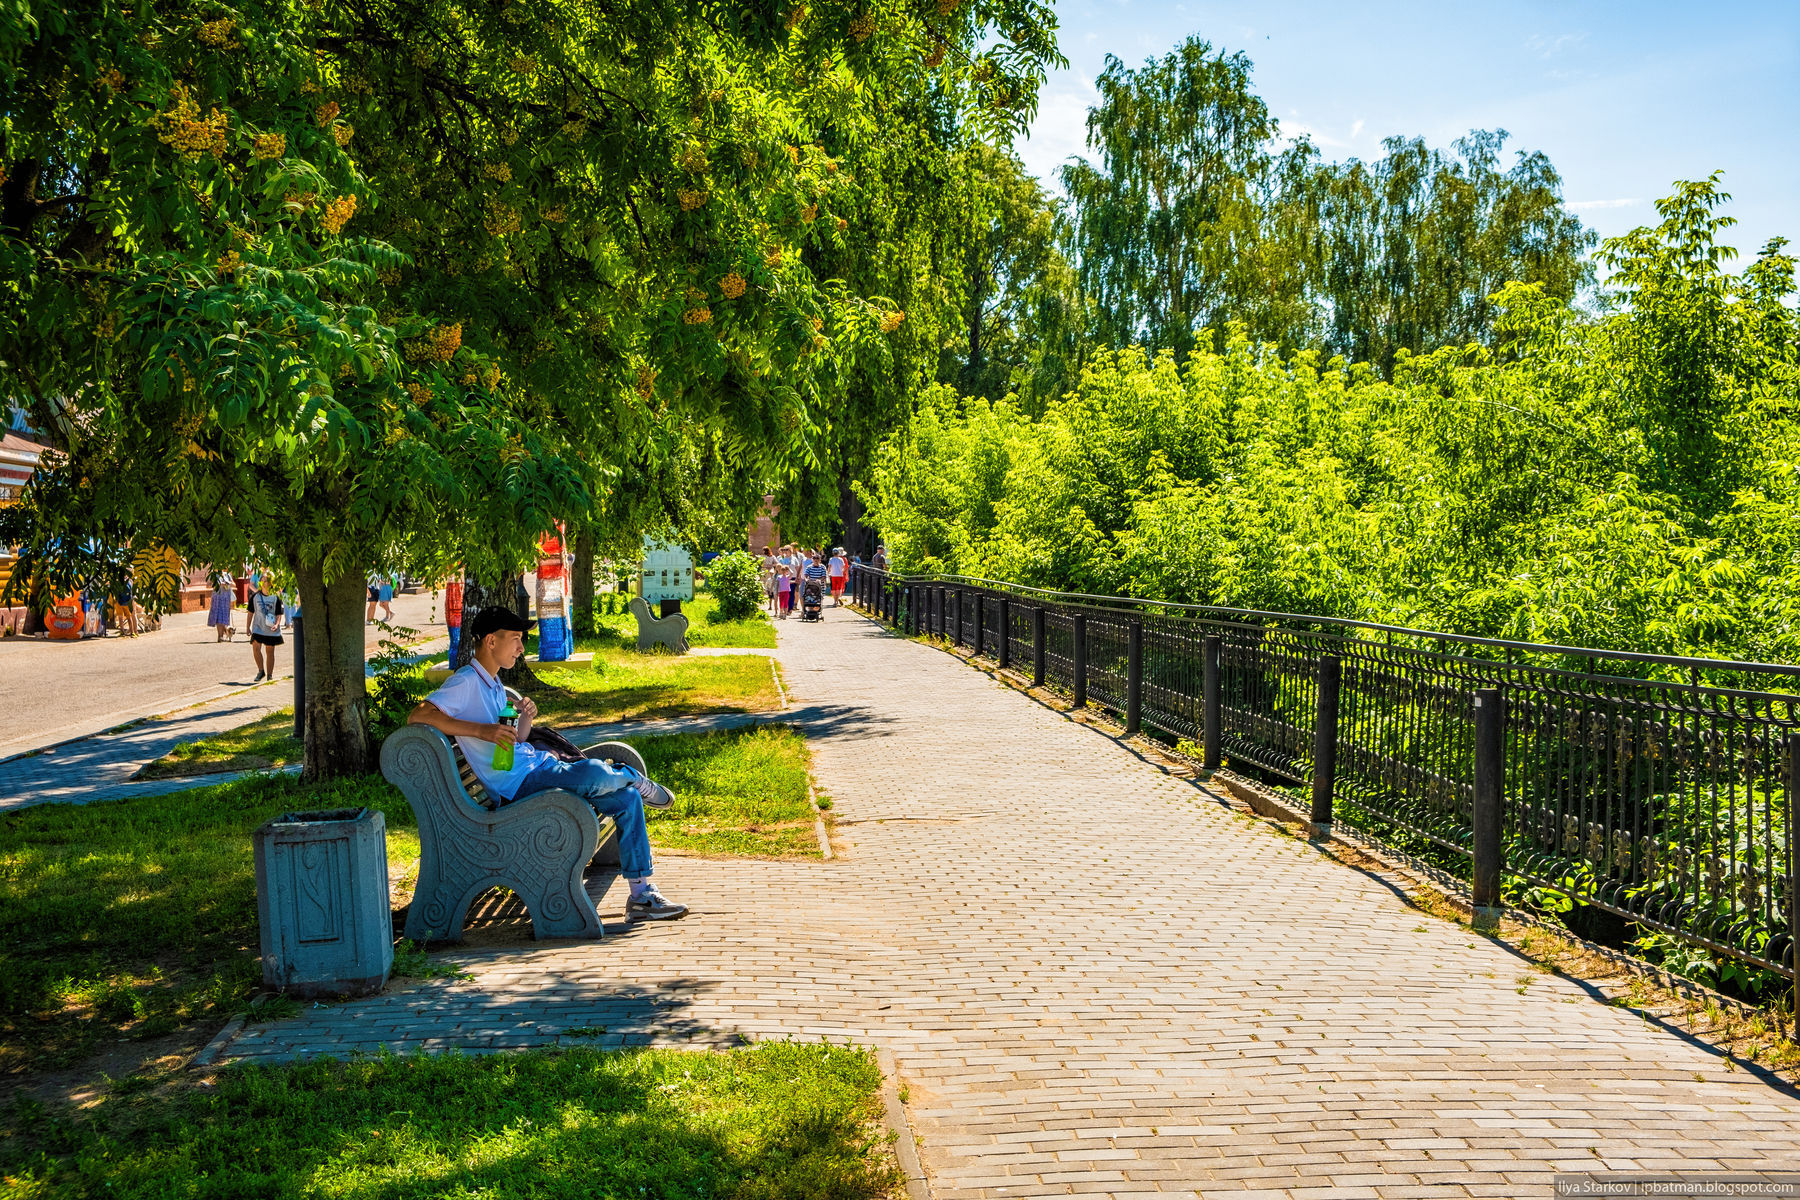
[707,550,763,621]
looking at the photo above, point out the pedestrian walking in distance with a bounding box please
[208,580,235,642]
[247,576,287,682]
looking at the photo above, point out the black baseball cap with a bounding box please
[467,606,535,642]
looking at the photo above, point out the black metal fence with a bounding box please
[852,568,1800,1000]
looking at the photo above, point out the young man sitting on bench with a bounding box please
[407,605,688,921]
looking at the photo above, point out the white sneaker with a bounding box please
[626,888,688,921]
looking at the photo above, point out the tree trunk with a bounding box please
[456,574,539,689]
[293,559,371,781]
[572,527,596,638]
[837,473,872,558]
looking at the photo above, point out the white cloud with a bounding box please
[1350,118,1365,139]
[1569,198,1644,211]
[1019,81,1101,192]
[1526,32,1588,59]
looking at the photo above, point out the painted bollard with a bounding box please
[253,807,394,998]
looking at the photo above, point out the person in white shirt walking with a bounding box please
[405,606,688,921]
[827,548,847,606]
[246,576,287,681]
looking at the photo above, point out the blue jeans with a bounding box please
[513,758,652,879]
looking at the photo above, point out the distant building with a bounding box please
[748,495,781,554]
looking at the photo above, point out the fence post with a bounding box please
[1032,606,1046,687]
[1310,655,1341,841]
[1472,687,1507,929]
[973,593,985,657]
[1072,613,1088,709]
[1125,620,1143,735]
[1785,735,1799,1020]
[997,596,1011,670]
[1202,635,1221,770]
[953,589,963,647]
[905,584,916,635]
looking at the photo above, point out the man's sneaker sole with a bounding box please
[632,777,676,809]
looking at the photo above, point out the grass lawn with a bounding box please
[636,725,819,858]
[133,707,304,780]
[0,725,814,1081]
[579,587,777,650]
[528,645,781,727]
[1,1042,900,1199]
[0,772,420,1076]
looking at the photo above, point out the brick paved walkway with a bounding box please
[217,610,1799,1197]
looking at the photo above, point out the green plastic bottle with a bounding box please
[492,699,518,772]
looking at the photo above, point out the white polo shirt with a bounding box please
[424,660,547,801]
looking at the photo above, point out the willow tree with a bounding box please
[1059,36,1279,356]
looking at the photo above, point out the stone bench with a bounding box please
[378,722,645,943]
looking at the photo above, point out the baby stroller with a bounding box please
[800,579,825,622]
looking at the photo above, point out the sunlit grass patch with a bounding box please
[1,1042,900,1199]
[133,707,304,780]
[529,646,781,727]
[632,725,818,859]
[578,586,778,649]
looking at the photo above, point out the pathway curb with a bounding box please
[876,1048,930,1200]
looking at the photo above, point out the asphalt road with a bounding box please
[0,589,445,760]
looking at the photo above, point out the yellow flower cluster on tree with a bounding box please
[835,216,848,231]
[809,314,824,332]
[217,250,242,276]
[849,11,877,41]
[99,68,127,93]
[683,307,713,325]
[879,309,906,333]
[333,123,354,146]
[935,0,959,13]
[786,144,800,165]
[157,83,229,160]
[636,364,657,399]
[540,205,566,223]
[196,17,236,47]
[482,161,512,181]
[509,56,536,74]
[252,131,286,159]
[678,188,708,211]
[678,146,708,173]
[484,201,521,236]
[314,101,339,125]
[405,382,434,406]
[719,272,747,299]
[320,193,357,234]
[561,118,588,139]
[784,5,807,30]
[741,148,760,169]
[407,322,462,363]
[925,42,946,68]
[800,203,818,223]
[459,363,502,389]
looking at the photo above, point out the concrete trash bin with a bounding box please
[252,806,394,998]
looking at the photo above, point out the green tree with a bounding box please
[1309,130,1597,376]
[0,0,1062,776]
[1059,37,1280,356]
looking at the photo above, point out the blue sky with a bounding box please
[1018,0,1800,263]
